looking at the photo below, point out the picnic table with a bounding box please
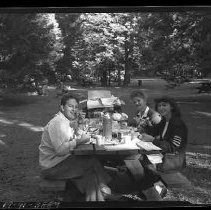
[39,130,192,201]
[39,102,192,201]
[70,142,160,177]
[39,131,164,200]
[68,138,165,201]
[196,80,211,93]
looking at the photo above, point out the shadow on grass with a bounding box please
[177,96,211,103]
[0,94,42,107]
[184,164,211,177]
[182,165,211,189]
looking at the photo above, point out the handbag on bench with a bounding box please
[157,151,186,173]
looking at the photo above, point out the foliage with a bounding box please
[0,13,62,92]
[54,11,211,86]
[1,11,211,90]
[54,13,83,83]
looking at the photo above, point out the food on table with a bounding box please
[112,113,122,121]
[121,113,128,121]
[112,112,128,121]
[151,112,162,124]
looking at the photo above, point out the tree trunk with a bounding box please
[101,70,107,86]
[118,65,121,86]
[123,39,130,86]
[108,64,111,86]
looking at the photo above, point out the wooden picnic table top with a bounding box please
[70,143,161,157]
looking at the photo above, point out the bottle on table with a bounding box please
[102,112,112,140]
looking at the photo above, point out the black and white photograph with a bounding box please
[0,6,210,208]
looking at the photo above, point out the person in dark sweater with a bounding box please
[137,96,188,199]
[141,96,188,162]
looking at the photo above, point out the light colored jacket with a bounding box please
[39,112,77,169]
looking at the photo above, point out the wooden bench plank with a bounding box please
[159,172,192,189]
[71,144,94,155]
[39,179,66,192]
[124,159,145,184]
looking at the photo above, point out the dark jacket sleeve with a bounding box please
[128,117,137,127]
[153,118,188,153]
[147,118,165,137]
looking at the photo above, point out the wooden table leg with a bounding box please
[124,159,163,201]
[124,159,145,184]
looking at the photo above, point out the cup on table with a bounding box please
[131,131,139,140]
[96,135,104,146]
[123,135,132,144]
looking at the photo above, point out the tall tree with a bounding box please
[54,13,83,82]
[0,13,62,90]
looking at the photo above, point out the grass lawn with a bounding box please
[0,78,210,204]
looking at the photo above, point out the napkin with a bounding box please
[146,153,163,164]
[135,139,162,151]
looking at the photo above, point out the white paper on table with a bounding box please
[88,90,111,100]
[104,142,139,151]
[135,139,162,151]
[100,97,118,106]
[87,98,114,109]
[87,99,106,109]
[146,153,163,164]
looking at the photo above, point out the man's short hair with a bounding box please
[60,93,79,106]
[130,90,147,101]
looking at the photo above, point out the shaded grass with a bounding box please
[0,93,41,107]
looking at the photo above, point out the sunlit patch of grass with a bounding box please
[163,152,211,204]
[165,187,211,204]
[186,152,211,170]
[0,117,44,132]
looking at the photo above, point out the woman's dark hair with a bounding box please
[130,90,147,101]
[154,96,181,118]
[60,93,79,106]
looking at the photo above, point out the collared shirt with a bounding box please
[161,121,169,139]
[136,106,151,128]
[39,112,77,169]
[137,106,150,120]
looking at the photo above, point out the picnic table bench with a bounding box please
[165,82,178,89]
[158,171,192,189]
[196,81,211,93]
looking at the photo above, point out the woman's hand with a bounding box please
[133,116,140,125]
[81,133,91,142]
[141,133,155,142]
